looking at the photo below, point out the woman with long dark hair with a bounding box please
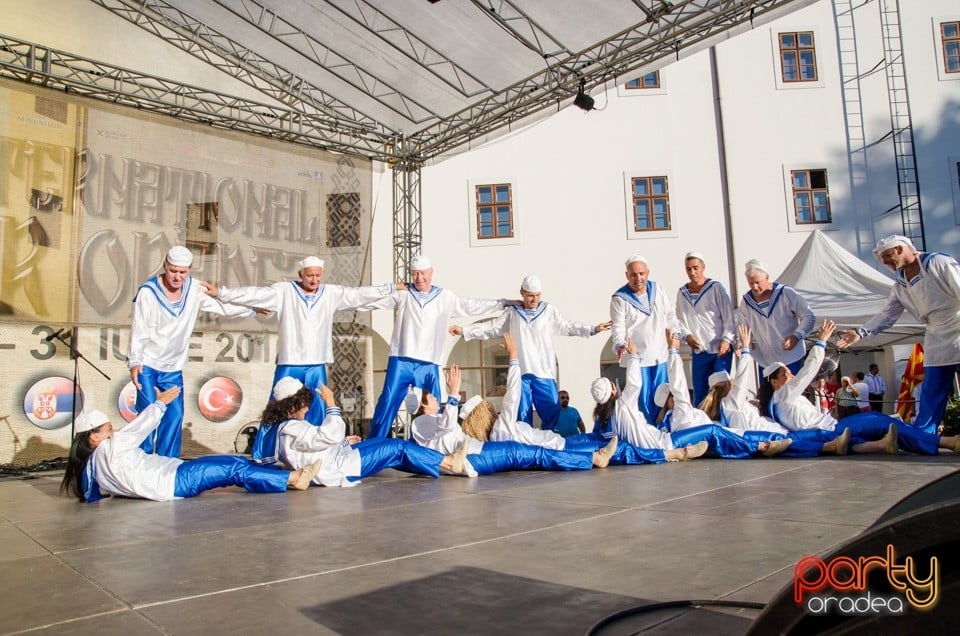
[253,377,471,486]
[61,387,320,503]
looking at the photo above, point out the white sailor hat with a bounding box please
[763,362,787,379]
[409,255,432,271]
[872,235,918,260]
[273,377,304,401]
[404,387,424,413]
[75,410,110,434]
[166,246,193,267]
[298,256,325,270]
[590,377,613,405]
[684,251,705,262]
[708,370,732,387]
[520,275,542,293]
[460,395,483,419]
[625,254,648,268]
[653,383,672,408]
[744,259,769,276]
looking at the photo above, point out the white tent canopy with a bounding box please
[775,230,924,349]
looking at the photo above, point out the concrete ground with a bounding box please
[1,452,958,635]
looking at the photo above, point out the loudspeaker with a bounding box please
[747,470,960,633]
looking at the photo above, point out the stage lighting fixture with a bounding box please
[574,81,594,112]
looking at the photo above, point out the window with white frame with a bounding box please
[475,183,514,239]
[942,21,960,73]
[790,169,831,224]
[779,31,818,82]
[626,71,660,89]
[630,176,671,232]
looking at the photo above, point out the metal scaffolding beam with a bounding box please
[0,34,397,159]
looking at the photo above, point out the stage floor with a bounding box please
[1,451,957,635]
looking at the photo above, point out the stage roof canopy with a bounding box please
[2,0,815,163]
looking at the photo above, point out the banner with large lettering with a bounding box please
[0,80,373,466]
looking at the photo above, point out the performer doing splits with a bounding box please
[60,387,321,503]
[252,377,471,486]
[763,320,960,455]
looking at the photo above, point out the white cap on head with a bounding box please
[684,251,705,262]
[625,254,647,268]
[298,256,324,270]
[75,410,110,433]
[763,362,787,379]
[708,370,732,388]
[460,395,483,419]
[590,377,613,405]
[872,235,918,260]
[653,383,672,408]
[520,275,542,293]
[409,255,432,272]
[273,377,304,401]
[166,246,193,267]
[744,258,769,276]
[404,387,423,414]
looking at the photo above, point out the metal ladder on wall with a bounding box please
[879,0,925,249]
[833,0,874,253]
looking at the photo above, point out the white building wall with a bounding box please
[372,0,960,417]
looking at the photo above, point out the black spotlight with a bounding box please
[573,81,594,112]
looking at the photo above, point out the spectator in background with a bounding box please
[835,376,861,419]
[865,364,887,414]
[853,372,871,412]
[555,390,585,437]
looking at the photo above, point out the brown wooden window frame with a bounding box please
[779,31,818,82]
[626,71,661,89]
[791,169,831,224]
[943,21,960,74]
[475,183,514,239]
[630,176,671,232]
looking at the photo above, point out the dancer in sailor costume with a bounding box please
[698,324,851,458]
[203,256,398,425]
[610,255,681,422]
[450,275,610,431]
[839,235,960,436]
[60,387,321,503]
[457,334,681,465]
[252,377,471,486]
[674,252,736,405]
[766,320,960,455]
[128,246,254,457]
[409,361,614,474]
[590,338,709,461]
[648,329,793,459]
[365,255,508,438]
[737,258,815,383]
